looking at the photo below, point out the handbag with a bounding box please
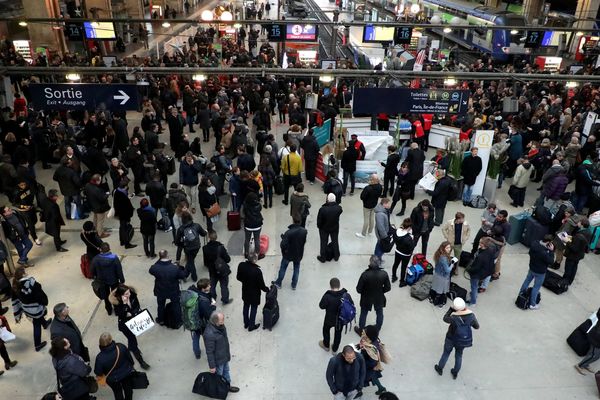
[96,344,120,386]
[206,202,221,218]
[91,280,104,299]
[85,375,99,393]
[0,326,15,342]
[130,370,149,389]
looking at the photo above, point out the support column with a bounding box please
[22,0,67,55]
[570,0,600,54]
[522,0,545,24]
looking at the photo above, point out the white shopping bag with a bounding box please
[418,173,437,192]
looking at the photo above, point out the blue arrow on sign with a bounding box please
[28,84,139,111]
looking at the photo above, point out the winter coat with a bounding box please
[319,288,352,326]
[280,223,308,262]
[393,228,416,256]
[374,204,391,240]
[145,180,166,209]
[176,222,207,251]
[91,252,125,286]
[431,255,452,294]
[467,246,496,279]
[509,133,523,160]
[441,220,471,245]
[81,231,102,260]
[202,241,231,277]
[53,165,81,197]
[113,188,134,221]
[290,191,311,222]
[94,342,134,385]
[461,155,483,186]
[431,176,452,209]
[179,160,202,186]
[110,290,141,326]
[317,202,343,233]
[53,352,91,400]
[84,183,110,213]
[443,308,480,344]
[167,187,187,216]
[410,204,435,234]
[543,172,569,200]
[360,183,383,209]
[50,317,86,360]
[41,199,65,237]
[575,164,600,196]
[356,265,391,309]
[565,228,592,262]
[341,147,358,173]
[512,162,533,189]
[149,259,188,298]
[300,134,320,161]
[326,352,366,395]
[137,206,157,235]
[12,276,48,320]
[382,153,401,177]
[203,322,231,369]
[236,261,269,305]
[243,192,263,229]
[528,240,555,274]
[406,148,425,181]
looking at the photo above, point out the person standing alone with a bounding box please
[461,148,482,206]
[273,217,308,290]
[319,278,353,354]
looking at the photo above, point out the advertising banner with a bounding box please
[339,160,385,189]
[471,130,494,197]
[314,119,332,147]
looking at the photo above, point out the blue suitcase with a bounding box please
[507,211,530,245]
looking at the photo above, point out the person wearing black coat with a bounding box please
[341,145,358,195]
[83,139,109,177]
[564,218,592,285]
[357,175,383,237]
[50,303,89,363]
[410,199,435,255]
[381,145,401,198]
[319,278,353,353]
[109,285,150,370]
[326,346,366,399]
[145,172,170,232]
[355,256,391,334]
[273,220,308,290]
[113,181,136,249]
[518,235,555,309]
[300,129,320,183]
[50,337,93,400]
[94,334,136,400]
[41,190,67,252]
[124,137,146,196]
[149,250,189,326]
[202,231,232,304]
[81,221,102,261]
[176,211,207,282]
[429,171,452,226]
[53,159,82,220]
[467,237,496,306]
[461,148,483,206]
[236,254,269,331]
[317,194,343,262]
[84,175,111,237]
[13,181,41,244]
[137,199,157,258]
[91,243,125,315]
[405,143,425,199]
[242,191,263,258]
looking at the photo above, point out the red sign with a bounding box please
[315,153,326,182]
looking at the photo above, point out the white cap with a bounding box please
[453,297,466,311]
[327,193,336,203]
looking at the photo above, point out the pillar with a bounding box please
[22,0,67,55]
[522,0,545,24]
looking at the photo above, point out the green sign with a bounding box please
[314,119,332,148]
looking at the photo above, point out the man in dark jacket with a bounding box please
[41,189,68,252]
[84,174,111,238]
[467,237,496,306]
[91,242,125,315]
[355,256,391,334]
[149,249,189,326]
[112,113,129,158]
[176,211,207,282]
[518,235,555,309]
[319,278,353,353]
[203,312,240,392]
[381,145,400,197]
[1,206,33,266]
[429,169,452,226]
[563,217,592,285]
[301,128,320,184]
[202,230,233,304]
[188,278,216,359]
[341,145,358,195]
[273,218,308,290]
[317,193,343,263]
[236,253,269,331]
[410,199,435,255]
[356,174,383,238]
[113,180,136,249]
[179,152,203,212]
[145,172,170,232]
[461,147,483,206]
[573,160,600,213]
[406,142,425,199]
[326,345,366,399]
[53,158,81,219]
[236,145,256,172]
[50,303,89,362]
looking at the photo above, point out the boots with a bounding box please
[133,350,150,370]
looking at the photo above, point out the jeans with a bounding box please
[333,389,358,400]
[210,274,230,303]
[191,330,202,358]
[358,305,384,332]
[362,207,375,236]
[479,276,491,289]
[462,184,474,203]
[64,194,82,219]
[157,294,181,325]
[374,241,384,261]
[275,258,300,288]
[437,337,464,374]
[14,236,33,263]
[244,228,261,257]
[108,374,133,400]
[519,270,546,306]
[322,322,343,352]
[263,184,273,207]
[142,234,155,256]
[564,258,579,285]
[184,248,200,281]
[469,277,480,304]
[579,346,600,368]
[342,170,355,193]
[216,362,231,383]
[242,302,258,328]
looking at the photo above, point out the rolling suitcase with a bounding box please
[520,217,549,247]
[80,254,93,279]
[262,304,280,331]
[515,287,540,310]
[227,211,241,231]
[543,270,569,294]
[567,319,593,356]
[507,211,531,245]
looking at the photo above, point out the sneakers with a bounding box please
[529,304,540,310]
[229,386,240,393]
[355,232,365,238]
[391,276,398,283]
[165,226,173,233]
[318,340,329,352]
[5,360,17,369]
[34,239,42,246]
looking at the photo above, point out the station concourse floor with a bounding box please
[2,118,600,400]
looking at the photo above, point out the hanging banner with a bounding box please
[471,130,494,197]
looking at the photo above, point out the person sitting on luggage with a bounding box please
[517,234,554,310]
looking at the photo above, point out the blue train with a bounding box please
[418,0,528,61]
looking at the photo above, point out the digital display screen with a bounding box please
[83,22,116,40]
[362,25,395,43]
[286,24,318,42]
[541,31,553,47]
[395,27,413,44]
[524,30,544,48]
[267,24,285,42]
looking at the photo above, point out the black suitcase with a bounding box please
[263,304,279,331]
[543,270,569,294]
[447,282,468,301]
[515,287,541,310]
[567,319,593,356]
[459,251,473,267]
[521,217,549,247]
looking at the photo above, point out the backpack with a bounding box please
[265,284,278,310]
[182,225,200,249]
[405,264,425,285]
[469,195,488,209]
[452,316,473,347]
[214,245,230,277]
[338,293,356,332]
[180,290,207,331]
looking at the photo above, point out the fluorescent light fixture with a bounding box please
[162,21,171,28]
[566,81,579,88]
[444,78,457,86]
[221,11,233,21]
[510,29,518,35]
[443,27,452,33]
[192,74,207,81]
[319,75,334,83]
[233,23,242,28]
[201,10,214,21]
[65,73,81,81]
[18,21,27,27]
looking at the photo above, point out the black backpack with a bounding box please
[214,245,230,277]
[192,372,230,399]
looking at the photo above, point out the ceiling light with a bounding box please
[91,21,99,28]
[566,81,579,88]
[510,29,518,35]
[221,11,233,21]
[576,31,584,37]
[18,21,27,27]
[192,74,207,81]
[65,73,81,81]
[443,27,452,33]
[162,21,171,28]
[410,4,420,14]
[319,75,334,83]
[201,10,214,21]
[233,23,242,29]
[444,78,457,86]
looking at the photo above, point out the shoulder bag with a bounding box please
[96,345,120,386]
[130,370,150,389]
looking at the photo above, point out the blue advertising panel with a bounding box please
[314,119,331,147]
[29,84,139,111]
[353,88,470,115]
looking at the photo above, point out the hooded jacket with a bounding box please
[12,276,48,320]
[50,317,86,360]
[317,202,343,232]
[319,288,351,326]
[393,228,416,255]
[203,322,231,369]
[94,341,134,384]
[528,240,555,274]
[374,204,391,240]
[360,183,383,209]
[326,351,366,395]
[356,264,391,309]
[91,252,125,286]
[512,162,533,189]
[53,352,92,400]
[243,192,263,229]
[290,191,311,222]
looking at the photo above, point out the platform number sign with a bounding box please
[525,30,543,48]
[267,24,285,42]
[395,27,413,44]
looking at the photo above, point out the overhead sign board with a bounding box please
[395,27,413,44]
[525,30,544,48]
[29,84,139,111]
[286,24,318,42]
[267,23,286,42]
[353,88,470,115]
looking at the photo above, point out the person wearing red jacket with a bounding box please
[13,93,26,117]
[422,114,433,151]
[411,116,425,150]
